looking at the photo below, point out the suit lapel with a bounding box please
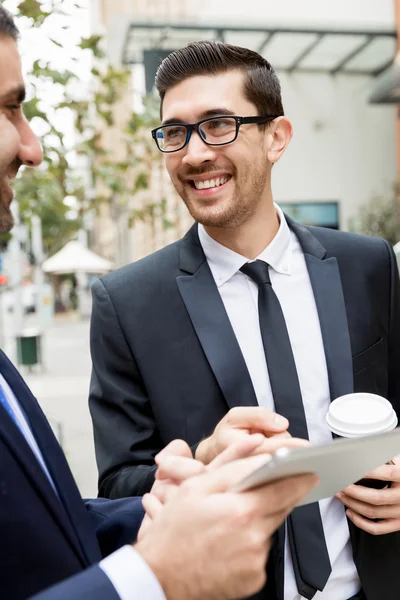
[0,351,101,565]
[176,219,354,407]
[287,218,354,400]
[177,225,258,409]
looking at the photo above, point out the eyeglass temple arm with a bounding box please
[241,115,277,124]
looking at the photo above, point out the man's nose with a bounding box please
[18,117,43,167]
[182,131,217,166]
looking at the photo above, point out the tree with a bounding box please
[349,185,400,246]
[9,0,163,258]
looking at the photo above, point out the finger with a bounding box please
[156,455,206,482]
[225,407,288,433]
[137,515,152,541]
[151,480,176,504]
[346,510,400,535]
[361,461,400,483]
[253,436,310,457]
[246,473,319,517]
[186,454,273,494]
[142,493,164,520]
[155,439,193,462]
[336,484,400,506]
[337,493,400,520]
[139,514,151,530]
[270,431,292,440]
[208,434,266,469]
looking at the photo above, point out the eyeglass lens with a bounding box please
[156,117,238,151]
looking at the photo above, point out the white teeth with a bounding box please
[194,176,229,190]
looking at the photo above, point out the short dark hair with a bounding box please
[0,5,19,40]
[155,40,284,118]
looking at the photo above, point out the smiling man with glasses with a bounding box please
[147,59,289,231]
[90,40,400,600]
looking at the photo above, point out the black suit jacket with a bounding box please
[0,350,144,600]
[90,218,400,600]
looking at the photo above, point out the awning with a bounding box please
[121,23,396,92]
[369,59,400,103]
[42,241,113,275]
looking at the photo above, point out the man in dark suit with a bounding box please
[89,41,400,600]
[0,11,319,600]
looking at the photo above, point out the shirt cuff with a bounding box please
[99,545,167,600]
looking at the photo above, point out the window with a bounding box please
[279,202,339,230]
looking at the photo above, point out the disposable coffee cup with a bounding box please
[326,392,398,489]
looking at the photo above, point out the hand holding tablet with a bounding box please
[233,393,400,506]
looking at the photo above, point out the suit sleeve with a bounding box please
[29,564,120,600]
[84,497,145,557]
[384,240,400,414]
[29,547,166,600]
[89,279,160,499]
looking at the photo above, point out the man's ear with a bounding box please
[266,117,293,164]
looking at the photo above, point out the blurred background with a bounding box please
[1,0,400,496]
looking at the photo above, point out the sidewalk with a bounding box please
[24,314,98,498]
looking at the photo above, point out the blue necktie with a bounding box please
[0,381,23,433]
[0,379,59,495]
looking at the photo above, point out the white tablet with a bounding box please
[232,428,400,506]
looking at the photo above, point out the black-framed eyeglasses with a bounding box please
[151,115,277,153]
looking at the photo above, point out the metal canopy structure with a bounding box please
[370,63,400,103]
[122,23,396,77]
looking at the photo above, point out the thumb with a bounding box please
[155,439,193,462]
[226,407,288,433]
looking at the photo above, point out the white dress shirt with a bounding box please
[198,204,361,600]
[0,373,165,600]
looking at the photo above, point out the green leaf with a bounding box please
[135,172,149,192]
[49,38,63,48]
[23,97,48,121]
[79,35,105,58]
[16,0,50,25]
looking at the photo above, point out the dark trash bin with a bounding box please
[16,329,42,367]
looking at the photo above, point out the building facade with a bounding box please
[91,0,397,265]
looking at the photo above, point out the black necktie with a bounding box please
[241,260,331,599]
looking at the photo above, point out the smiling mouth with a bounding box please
[191,175,232,190]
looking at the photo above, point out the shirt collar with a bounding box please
[198,204,292,288]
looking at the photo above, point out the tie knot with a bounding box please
[240,260,271,286]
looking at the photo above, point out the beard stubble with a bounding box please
[174,158,268,229]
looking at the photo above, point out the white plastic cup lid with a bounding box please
[326,393,398,438]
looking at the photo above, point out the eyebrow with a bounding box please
[0,85,26,104]
[161,107,235,126]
